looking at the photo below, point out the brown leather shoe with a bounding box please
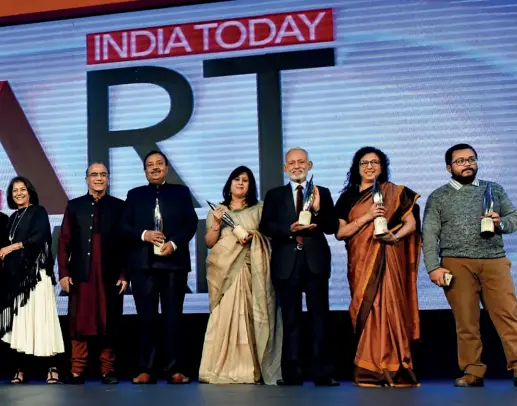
[132,372,156,384]
[454,374,484,387]
[167,373,190,384]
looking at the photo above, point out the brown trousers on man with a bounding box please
[71,339,115,376]
[442,257,517,378]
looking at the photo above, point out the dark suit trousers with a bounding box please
[131,268,187,374]
[273,250,332,382]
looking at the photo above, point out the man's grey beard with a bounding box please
[452,167,478,185]
[288,170,307,183]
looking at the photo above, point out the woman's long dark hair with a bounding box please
[342,146,390,193]
[222,166,258,208]
[7,176,39,210]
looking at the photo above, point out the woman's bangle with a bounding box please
[210,226,220,232]
[354,220,362,229]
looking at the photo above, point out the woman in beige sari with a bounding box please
[199,166,282,384]
[335,147,421,387]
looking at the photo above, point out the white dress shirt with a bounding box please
[290,179,307,208]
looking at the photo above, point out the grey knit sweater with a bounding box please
[422,179,517,272]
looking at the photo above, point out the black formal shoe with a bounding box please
[66,374,85,385]
[314,378,340,387]
[454,374,484,387]
[102,372,119,385]
[277,379,303,386]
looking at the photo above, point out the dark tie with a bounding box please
[295,185,304,247]
[296,185,303,216]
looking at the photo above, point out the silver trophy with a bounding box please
[153,198,164,255]
[298,176,316,226]
[481,182,495,237]
[372,177,388,236]
[207,201,249,240]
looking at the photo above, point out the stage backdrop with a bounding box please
[0,0,516,314]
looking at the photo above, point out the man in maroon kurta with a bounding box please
[58,163,127,384]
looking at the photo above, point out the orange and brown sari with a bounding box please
[336,182,421,387]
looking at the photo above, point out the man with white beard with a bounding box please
[259,148,340,386]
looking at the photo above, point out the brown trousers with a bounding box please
[442,257,517,378]
[71,339,115,376]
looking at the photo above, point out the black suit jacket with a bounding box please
[259,184,339,279]
[58,194,125,284]
[122,183,198,272]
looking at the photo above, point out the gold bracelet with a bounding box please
[354,220,362,229]
[210,226,220,232]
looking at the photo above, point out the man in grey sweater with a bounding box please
[423,143,517,387]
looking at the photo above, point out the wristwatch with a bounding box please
[500,220,505,232]
[312,210,319,216]
[393,233,400,243]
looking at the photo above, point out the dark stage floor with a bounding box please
[0,380,515,406]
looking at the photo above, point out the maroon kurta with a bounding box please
[60,201,108,338]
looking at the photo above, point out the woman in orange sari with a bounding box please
[335,147,421,387]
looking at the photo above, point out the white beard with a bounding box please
[288,169,307,182]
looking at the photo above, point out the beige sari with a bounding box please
[199,202,282,384]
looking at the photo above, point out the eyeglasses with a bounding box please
[88,172,108,178]
[359,160,381,168]
[451,157,477,166]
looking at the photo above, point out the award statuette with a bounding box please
[207,201,249,240]
[153,198,164,255]
[481,182,495,237]
[298,176,316,226]
[372,176,388,237]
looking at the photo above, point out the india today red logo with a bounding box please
[86,8,334,65]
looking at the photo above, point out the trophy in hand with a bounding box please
[372,176,388,237]
[207,201,249,240]
[481,182,495,237]
[153,198,164,255]
[298,176,316,226]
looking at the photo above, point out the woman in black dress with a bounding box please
[0,176,64,384]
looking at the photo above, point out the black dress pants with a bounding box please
[273,251,333,382]
[131,269,187,374]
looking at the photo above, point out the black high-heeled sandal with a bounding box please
[11,369,27,384]
[46,368,62,384]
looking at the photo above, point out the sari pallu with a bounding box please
[199,203,282,384]
[344,182,421,387]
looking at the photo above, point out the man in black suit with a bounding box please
[122,150,198,384]
[259,147,339,386]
